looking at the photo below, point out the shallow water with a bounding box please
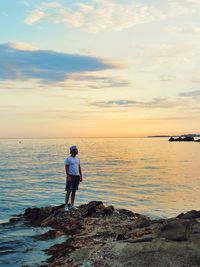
[0,138,200,265]
[0,221,66,266]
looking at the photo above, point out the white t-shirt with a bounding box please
[64,156,80,176]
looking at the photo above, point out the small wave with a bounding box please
[144,166,160,170]
[0,168,18,172]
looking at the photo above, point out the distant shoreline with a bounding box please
[148,134,200,138]
[147,136,171,138]
[0,135,200,140]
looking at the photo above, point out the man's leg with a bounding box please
[65,191,71,205]
[71,191,76,207]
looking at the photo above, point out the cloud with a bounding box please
[62,73,131,89]
[9,42,38,51]
[179,90,200,97]
[0,43,117,83]
[25,9,45,24]
[40,2,61,8]
[91,98,179,109]
[23,0,200,33]
[24,0,165,32]
[24,2,61,24]
[91,93,200,110]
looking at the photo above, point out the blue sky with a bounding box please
[0,0,200,137]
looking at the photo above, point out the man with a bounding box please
[64,145,82,211]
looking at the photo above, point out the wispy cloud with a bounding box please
[61,73,130,89]
[179,90,200,97]
[9,42,38,51]
[91,98,179,109]
[24,0,200,33]
[24,0,165,32]
[40,2,61,8]
[0,43,117,83]
[25,9,45,24]
[91,92,200,110]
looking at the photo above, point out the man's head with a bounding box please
[69,145,78,156]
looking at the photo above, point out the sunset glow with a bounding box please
[1,0,200,138]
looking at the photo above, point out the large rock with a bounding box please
[177,210,200,220]
[20,203,200,266]
[158,219,191,241]
[183,136,194,141]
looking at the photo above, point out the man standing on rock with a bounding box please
[64,145,82,211]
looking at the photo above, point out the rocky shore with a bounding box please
[10,201,200,267]
[169,136,200,142]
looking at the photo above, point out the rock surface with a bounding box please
[21,202,200,267]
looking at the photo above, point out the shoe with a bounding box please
[64,205,69,212]
[70,205,77,210]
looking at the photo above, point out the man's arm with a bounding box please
[79,165,82,182]
[65,165,71,181]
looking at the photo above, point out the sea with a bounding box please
[0,138,200,266]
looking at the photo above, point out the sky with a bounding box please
[0,0,200,138]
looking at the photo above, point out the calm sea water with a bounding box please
[1,137,200,220]
[0,138,200,266]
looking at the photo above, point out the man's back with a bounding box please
[64,155,80,176]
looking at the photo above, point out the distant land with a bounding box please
[147,134,200,138]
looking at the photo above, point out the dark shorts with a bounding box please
[65,175,80,192]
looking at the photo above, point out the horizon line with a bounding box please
[0,135,189,139]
